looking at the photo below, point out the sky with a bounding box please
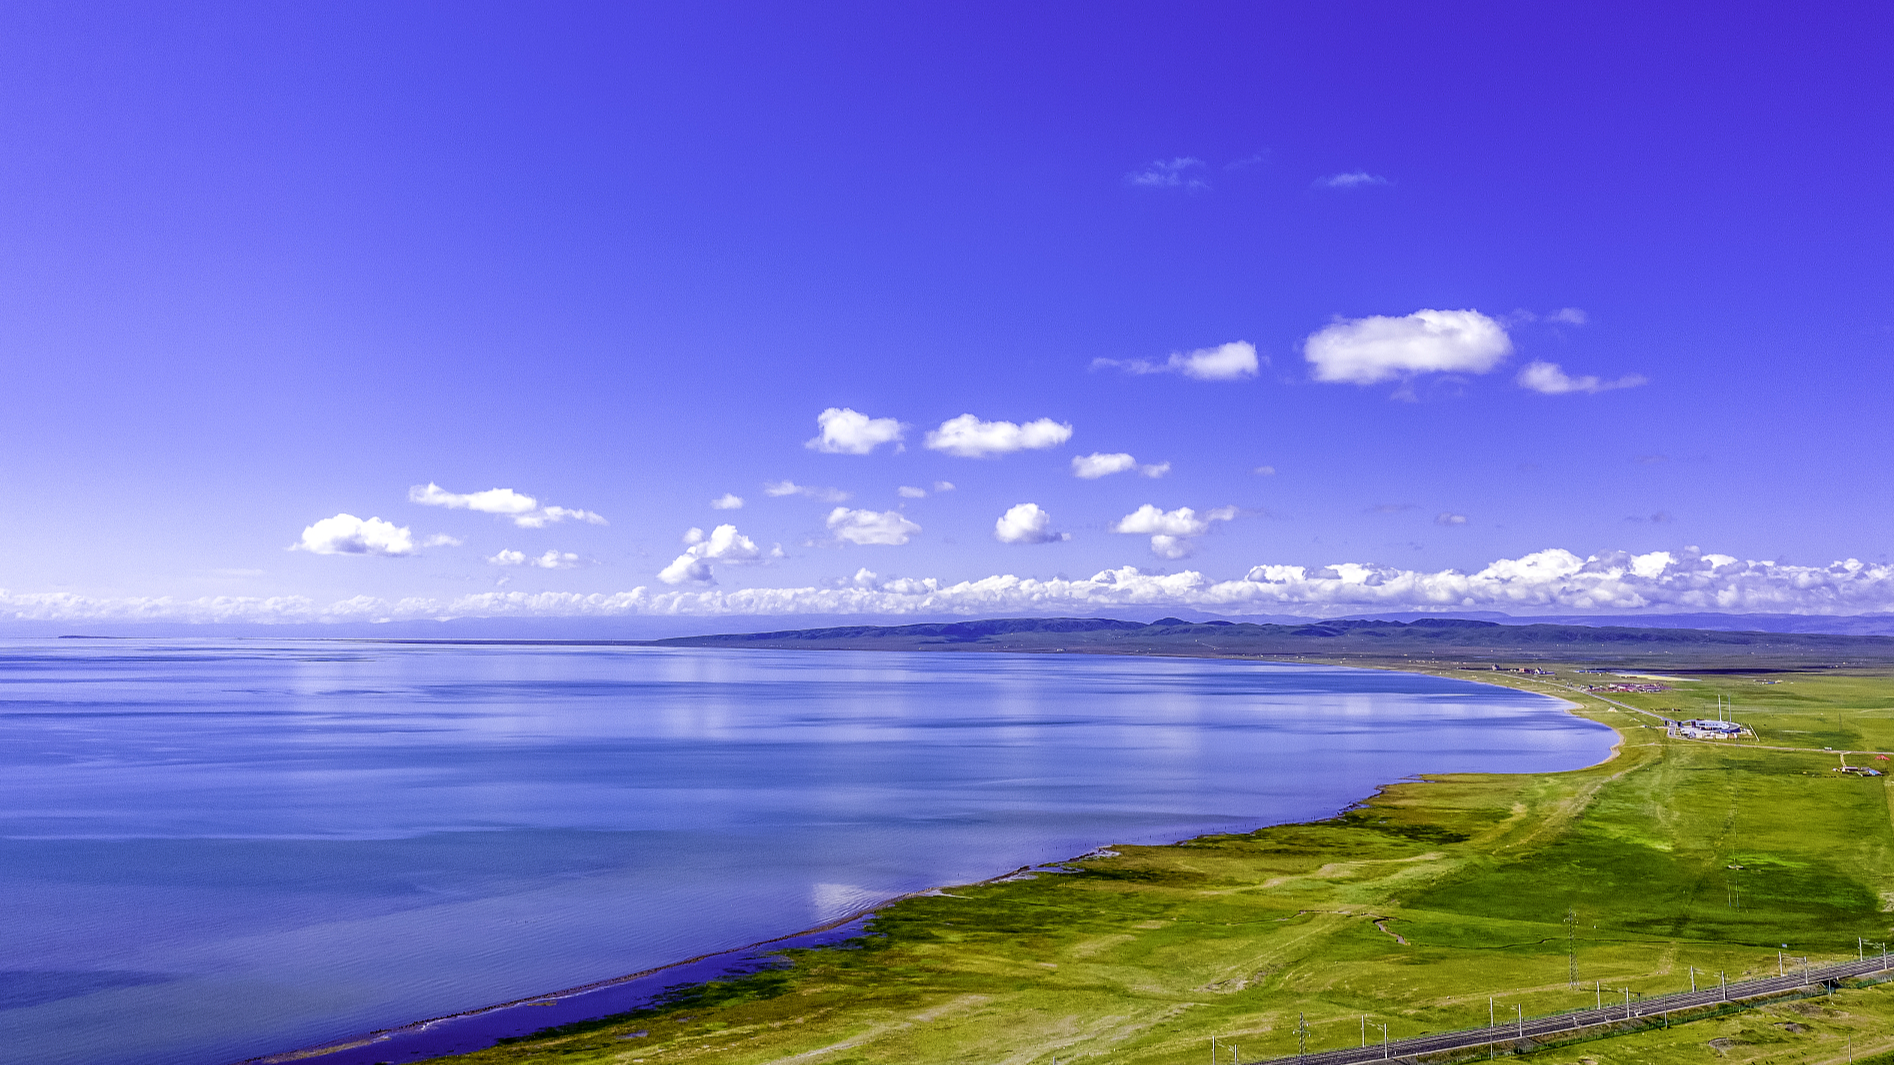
[3,2,1892,624]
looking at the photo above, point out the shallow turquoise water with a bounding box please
[0,641,1612,1065]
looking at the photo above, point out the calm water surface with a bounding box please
[0,640,1613,1065]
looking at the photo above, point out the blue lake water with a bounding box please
[0,640,1614,1065]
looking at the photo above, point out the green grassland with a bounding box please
[415,661,1894,1065]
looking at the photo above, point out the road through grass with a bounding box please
[410,662,1894,1065]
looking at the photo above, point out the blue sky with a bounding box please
[4,2,1892,623]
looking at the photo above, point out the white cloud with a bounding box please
[514,505,608,529]
[924,414,1073,458]
[1092,341,1260,381]
[658,524,764,585]
[897,486,928,498]
[710,494,745,510]
[764,480,851,502]
[1071,452,1169,479]
[488,549,583,569]
[1304,309,1513,385]
[827,508,920,546]
[1111,504,1236,559]
[1319,171,1390,188]
[23,547,1894,622]
[657,555,713,585]
[410,483,606,528]
[1126,157,1208,190]
[294,514,415,557]
[1517,360,1647,395]
[933,481,956,492]
[1254,465,1276,476]
[805,407,906,455]
[422,534,464,547]
[1548,307,1588,325]
[410,483,537,515]
[1113,505,1214,537]
[1436,513,1469,526]
[1072,452,1137,479]
[993,503,1068,545]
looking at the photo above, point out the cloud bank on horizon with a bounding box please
[16,548,1894,623]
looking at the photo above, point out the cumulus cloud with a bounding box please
[24,547,1894,622]
[294,514,415,557]
[1303,310,1513,385]
[897,486,928,498]
[805,407,906,454]
[1436,513,1469,526]
[1126,157,1209,190]
[1071,453,1170,479]
[489,549,584,569]
[658,524,764,585]
[1092,341,1260,381]
[410,483,536,516]
[422,533,464,547]
[1517,360,1648,395]
[1319,171,1390,188]
[1111,504,1237,559]
[1548,307,1588,325]
[827,508,921,546]
[710,494,744,510]
[924,415,1073,458]
[764,480,851,502]
[1072,453,1135,478]
[514,505,608,529]
[410,483,606,528]
[933,481,956,492]
[993,503,1068,545]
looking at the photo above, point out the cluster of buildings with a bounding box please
[1583,683,1670,694]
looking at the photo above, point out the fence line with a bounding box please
[1244,950,1892,1064]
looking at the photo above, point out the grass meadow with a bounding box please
[416,662,1894,1065]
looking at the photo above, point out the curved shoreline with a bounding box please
[236,659,1614,1065]
[238,854,1112,1065]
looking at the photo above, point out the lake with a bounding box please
[0,640,1614,1065]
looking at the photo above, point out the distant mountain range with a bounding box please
[18,610,1894,642]
[651,615,1894,669]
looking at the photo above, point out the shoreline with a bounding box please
[235,654,1620,1065]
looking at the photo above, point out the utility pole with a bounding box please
[1514,1003,1524,1038]
[1360,1017,1366,1048]
[1721,971,1727,1001]
[1565,908,1578,988]
[1690,966,1696,992]
[1624,987,1631,1019]
[1210,1035,1216,1065]
[1595,980,1601,1009]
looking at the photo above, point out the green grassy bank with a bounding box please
[414,661,1894,1065]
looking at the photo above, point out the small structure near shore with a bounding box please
[1675,718,1748,739]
